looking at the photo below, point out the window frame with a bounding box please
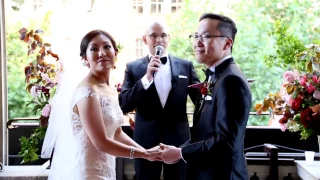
[133,0,144,14]
[135,38,144,59]
[170,0,182,13]
[150,0,164,15]
[0,0,8,166]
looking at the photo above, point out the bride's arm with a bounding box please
[114,127,144,150]
[77,96,148,159]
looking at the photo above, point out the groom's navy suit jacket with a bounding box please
[119,55,199,149]
[181,58,252,180]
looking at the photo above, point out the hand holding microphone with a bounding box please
[146,45,164,81]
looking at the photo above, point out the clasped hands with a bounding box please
[145,143,181,164]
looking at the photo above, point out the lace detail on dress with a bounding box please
[70,86,123,180]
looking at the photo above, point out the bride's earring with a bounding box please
[81,60,86,66]
[82,60,89,68]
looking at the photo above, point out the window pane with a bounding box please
[171,6,177,13]
[138,6,143,13]
[150,4,156,13]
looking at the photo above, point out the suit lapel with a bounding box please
[214,58,234,80]
[137,56,149,78]
[169,55,179,85]
[193,58,235,124]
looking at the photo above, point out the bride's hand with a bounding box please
[147,145,161,152]
[145,146,162,161]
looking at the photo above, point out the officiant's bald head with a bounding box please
[142,19,171,56]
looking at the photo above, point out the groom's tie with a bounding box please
[202,68,214,81]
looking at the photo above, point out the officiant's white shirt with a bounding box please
[141,53,172,108]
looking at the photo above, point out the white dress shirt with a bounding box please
[141,53,172,108]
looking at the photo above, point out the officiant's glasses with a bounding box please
[147,33,169,40]
[189,34,227,44]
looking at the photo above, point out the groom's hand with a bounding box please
[146,145,162,161]
[159,143,181,164]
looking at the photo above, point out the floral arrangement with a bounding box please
[255,67,320,139]
[255,21,320,140]
[18,28,62,163]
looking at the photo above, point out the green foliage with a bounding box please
[26,93,50,115]
[6,21,36,120]
[264,21,306,71]
[19,126,47,163]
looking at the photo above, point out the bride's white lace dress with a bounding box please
[70,86,124,180]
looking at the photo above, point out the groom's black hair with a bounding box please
[199,13,237,51]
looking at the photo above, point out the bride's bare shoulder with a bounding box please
[73,84,99,96]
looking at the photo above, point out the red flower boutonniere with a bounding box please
[200,76,213,97]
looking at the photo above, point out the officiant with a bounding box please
[118,20,200,180]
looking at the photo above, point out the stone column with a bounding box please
[0,0,8,168]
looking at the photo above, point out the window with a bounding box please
[135,38,144,59]
[133,0,143,14]
[32,0,44,11]
[150,0,164,15]
[171,0,182,13]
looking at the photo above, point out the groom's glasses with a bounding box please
[189,34,227,44]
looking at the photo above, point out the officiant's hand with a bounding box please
[159,143,181,164]
[146,56,161,81]
[145,145,163,161]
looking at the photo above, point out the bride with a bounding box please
[41,29,161,180]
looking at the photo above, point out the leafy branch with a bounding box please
[264,20,306,71]
[18,28,61,163]
[19,126,47,163]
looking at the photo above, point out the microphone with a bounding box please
[155,45,163,56]
[153,45,164,77]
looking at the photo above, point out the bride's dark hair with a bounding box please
[79,29,118,57]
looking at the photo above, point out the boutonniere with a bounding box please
[200,76,213,97]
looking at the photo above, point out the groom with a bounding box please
[160,13,252,180]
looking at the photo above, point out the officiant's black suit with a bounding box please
[181,58,251,180]
[119,55,199,180]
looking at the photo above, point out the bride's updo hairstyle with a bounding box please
[79,29,119,58]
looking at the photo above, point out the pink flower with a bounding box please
[279,123,287,132]
[287,96,295,106]
[312,75,319,83]
[299,76,307,86]
[41,73,53,84]
[306,84,316,93]
[313,90,320,99]
[30,86,39,97]
[283,71,297,83]
[42,104,51,117]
